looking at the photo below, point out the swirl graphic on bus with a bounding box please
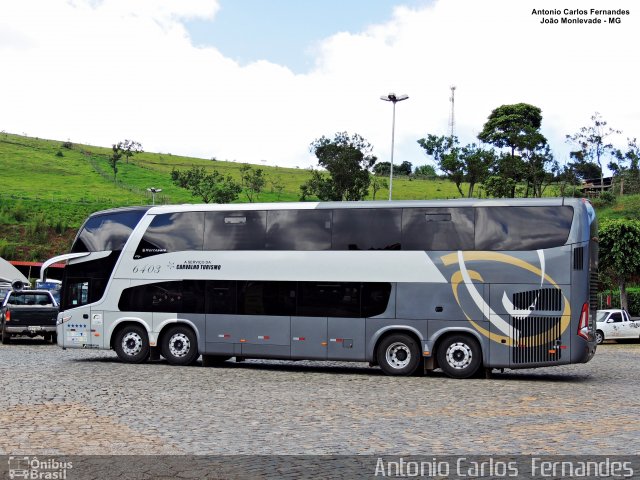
[440,251,571,347]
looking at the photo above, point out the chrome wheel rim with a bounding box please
[445,342,473,370]
[122,332,143,356]
[169,333,191,358]
[596,332,603,344]
[385,342,411,369]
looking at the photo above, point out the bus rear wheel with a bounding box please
[376,333,421,376]
[437,334,482,379]
[114,324,150,364]
[161,325,199,366]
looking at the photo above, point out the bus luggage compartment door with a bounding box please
[327,317,365,361]
[291,316,327,360]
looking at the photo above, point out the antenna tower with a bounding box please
[448,86,456,138]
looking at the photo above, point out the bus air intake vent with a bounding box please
[512,316,562,364]
[573,246,584,270]
[589,270,599,311]
[512,288,562,312]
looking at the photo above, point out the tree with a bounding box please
[566,112,621,193]
[414,164,437,179]
[171,166,241,203]
[373,162,391,176]
[118,139,143,164]
[478,103,547,197]
[109,143,123,181]
[270,176,285,201]
[611,138,640,195]
[371,175,388,200]
[396,161,413,176]
[240,164,266,202]
[598,219,640,313]
[417,135,464,196]
[417,135,494,197]
[458,143,495,197]
[522,145,558,197]
[301,132,377,201]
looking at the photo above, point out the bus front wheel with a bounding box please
[161,325,199,366]
[376,333,421,376]
[437,334,482,379]
[114,324,150,363]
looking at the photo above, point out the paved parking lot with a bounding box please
[0,340,638,456]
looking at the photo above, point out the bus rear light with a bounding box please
[577,302,590,340]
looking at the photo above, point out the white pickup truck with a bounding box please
[595,309,640,344]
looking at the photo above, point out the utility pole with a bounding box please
[448,86,456,139]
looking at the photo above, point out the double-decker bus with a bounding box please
[42,198,598,379]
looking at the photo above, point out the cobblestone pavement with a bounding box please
[0,340,639,456]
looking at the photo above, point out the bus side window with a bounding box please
[475,206,573,251]
[332,209,401,250]
[204,211,267,250]
[135,212,204,259]
[401,208,474,251]
[266,210,332,250]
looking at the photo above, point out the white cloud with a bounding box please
[1,0,638,173]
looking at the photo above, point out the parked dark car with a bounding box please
[1,289,59,343]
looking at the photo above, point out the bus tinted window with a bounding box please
[61,251,120,309]
[475,206,573,250]
[298,282,360,317]
[135,212,204,259]
[237,281,296,315]
[72,209,147,253]
[362,283,392,317]
[206,281,237,314]
[332,209,401,250]
[204,211,267,250]
[119,281,184,312]
[266,210,332,250]
[402,208,474,250]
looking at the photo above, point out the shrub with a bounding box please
[55,150,64,157]
[0,239,17,259]
[61,141,73,149]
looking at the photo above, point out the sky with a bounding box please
[1,0,638,174]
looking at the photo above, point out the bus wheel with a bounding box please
[162,325,199,366]
[437,334,482,379]
[595,330,605,345]
[376,333,420,376]
[114,325,150,364]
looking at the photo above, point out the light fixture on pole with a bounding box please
[147,187,162,205]
[380,92,409,201]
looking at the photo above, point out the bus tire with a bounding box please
[114,324,150,364]
[437,334,482,379]
[161,325,199,366]
[376,333,421,376]
[595,330,605,345]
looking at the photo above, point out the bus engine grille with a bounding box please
[511,316,562,364]
[512,288,562,312]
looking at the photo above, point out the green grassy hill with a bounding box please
[1,132,637,262]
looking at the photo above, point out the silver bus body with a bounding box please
[50,198,598,378]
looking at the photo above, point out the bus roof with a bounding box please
[138,197,586,215]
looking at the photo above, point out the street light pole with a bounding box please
[380,93,408,201]
[146,187,162,205]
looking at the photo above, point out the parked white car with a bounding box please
[595,309,640,344]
